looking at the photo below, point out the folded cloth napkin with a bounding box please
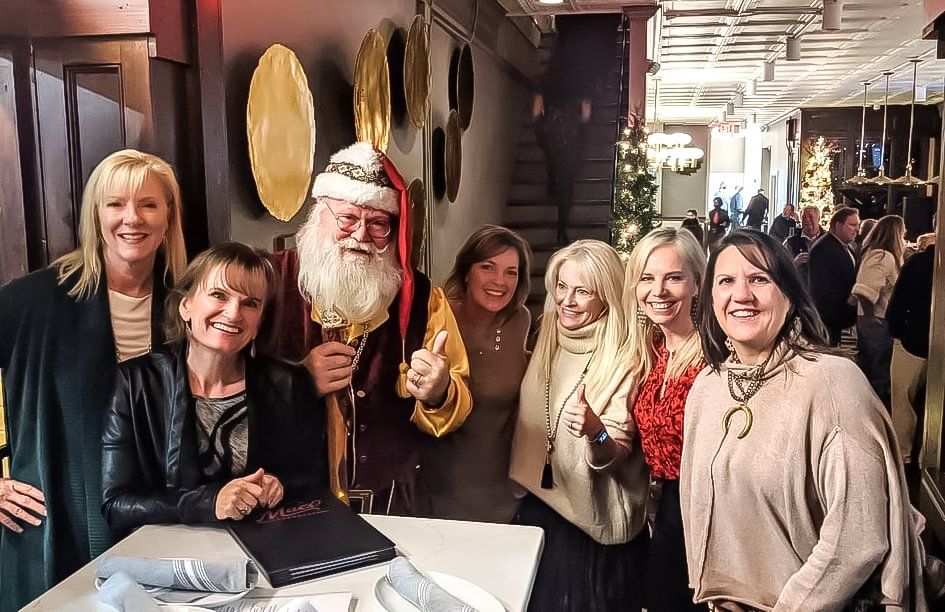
[276,598,318,612]
[387,557,477,612]
[97,572,161,612]
[96,555,258,593]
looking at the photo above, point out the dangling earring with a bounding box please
[636,305,647,329]
[690,296,699,325]
[724,336,738,361]
[250,339,256,358]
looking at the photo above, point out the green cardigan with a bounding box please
[0,264,167,611]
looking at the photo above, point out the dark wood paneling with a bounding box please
[195,0,230,245]
[33,37,155,261]
[801,105,941,182]
[0,52,27,284]
[149,0,191,63]
[28,0,150,38]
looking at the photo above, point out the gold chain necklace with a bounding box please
[722,347,775,439]
[351,332,369,373]
[541,354,593,489]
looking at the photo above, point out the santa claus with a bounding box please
[271,142,471,516]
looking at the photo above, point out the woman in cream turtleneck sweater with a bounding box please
[681,230,926,611]
[510,240,649,612]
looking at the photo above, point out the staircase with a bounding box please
[503,27,625,321]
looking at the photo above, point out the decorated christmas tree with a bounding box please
[799,136,835,225]
[611,117,660,254]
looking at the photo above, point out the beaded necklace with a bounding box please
[541,354,593,489]
[722,345,776,439]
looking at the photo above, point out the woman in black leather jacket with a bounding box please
[102,242,327,536]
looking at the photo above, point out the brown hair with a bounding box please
[829,206,859,230]
[164,242,279,352]
[862,215,906,268]
[699,230,830,370]
[443,225,532,322]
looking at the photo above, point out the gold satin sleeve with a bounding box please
[409,287,472,437]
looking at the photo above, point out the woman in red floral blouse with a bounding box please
[624,227,707,611]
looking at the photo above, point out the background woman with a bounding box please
[852,214,906,408]
[510,239,648,611]
[0,150,186,609]
[706,197,731,251]
[102,243,326,535]
[425,226,531,522]
[624,228,707,611]
[681,230,924,611]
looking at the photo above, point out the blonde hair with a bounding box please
[624,227,706,381]
[53,149,186,299]
[533,240,630,401]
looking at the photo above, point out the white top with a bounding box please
[24,516,544,611]
[108,290,152,362]
[851,249,900,319]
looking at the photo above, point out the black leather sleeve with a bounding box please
[263,363,328,500]
[101,367,221,533]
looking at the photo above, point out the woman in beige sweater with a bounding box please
[852,214,906,408]
[680,230,925,611]
[510,240,648,611]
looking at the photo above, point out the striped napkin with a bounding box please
[96,555,258,593]
[387,557,477,612]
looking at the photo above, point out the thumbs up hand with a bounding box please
[407,330,451,405]
[562,384,604,439]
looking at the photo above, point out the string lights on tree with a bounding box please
[799,136,836,225]
[611,117,659,254]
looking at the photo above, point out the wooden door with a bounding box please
[0,48,27,284]
[32,36,155,262]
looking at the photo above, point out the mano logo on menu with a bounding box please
[256,499,329,524]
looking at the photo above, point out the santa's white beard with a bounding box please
[296,222,403,325]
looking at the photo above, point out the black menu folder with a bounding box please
[227,491,397,587]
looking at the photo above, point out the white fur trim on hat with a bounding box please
[311,142,399,215]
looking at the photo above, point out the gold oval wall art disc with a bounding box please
[354,29,391,151]
[445,109,462,203]
[404,15,430,129]
[407,178,426,267]
[247,44,315,222]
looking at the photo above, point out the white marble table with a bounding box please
[25,515,544,611]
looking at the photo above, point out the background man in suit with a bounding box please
[808,207,861,346]
[742,188,769,230]
[783,205,825,288]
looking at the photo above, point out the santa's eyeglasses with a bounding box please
[323,200,392,239]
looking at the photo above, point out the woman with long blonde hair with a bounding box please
[852,214,907,407]
[510,239,648,611]
[0,149,186,609]
[624,227,707,611]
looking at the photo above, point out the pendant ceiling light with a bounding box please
[927,70,944,185]
[645,79,704,171]
[845,81,871,186]
[893,59,926,186]
[867,71,893,185]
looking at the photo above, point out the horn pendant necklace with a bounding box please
[723,345,775,439]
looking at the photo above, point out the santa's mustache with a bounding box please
[335,237,391,258]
